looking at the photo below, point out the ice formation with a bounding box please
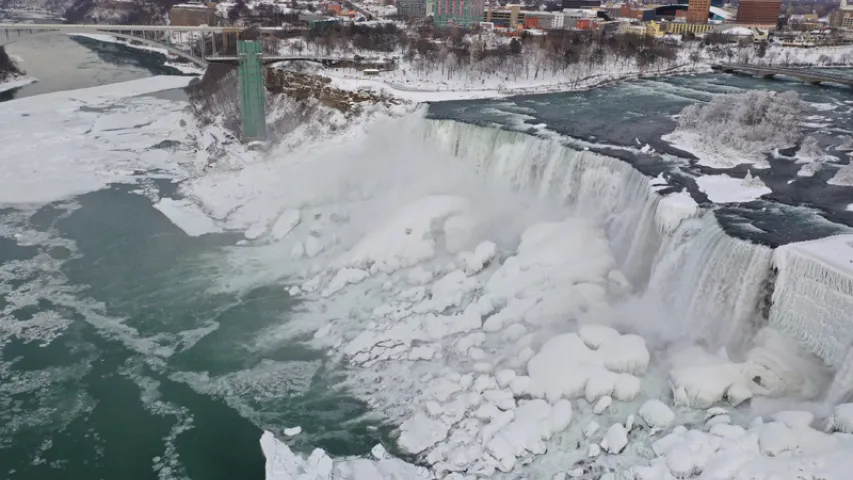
[176,113,853,479]
[261,431,430,480]
[829,164,853,187]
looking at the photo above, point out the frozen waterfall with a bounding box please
[419,118,849,387]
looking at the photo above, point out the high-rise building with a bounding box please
[830,9,853,28]
[686,0,711,23]
[398,0,428,17]
[433,0,486,25]
[736,0,781,25]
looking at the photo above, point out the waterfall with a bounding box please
[770,238,853,403]
[418,119,663,288]
[641,213,773,353]
[417,118,775,354]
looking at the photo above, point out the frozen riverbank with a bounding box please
[0,74,37,93]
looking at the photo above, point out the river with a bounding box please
[1,13,853,480]
[0,11,184,101]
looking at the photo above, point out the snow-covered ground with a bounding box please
[293,41,853,102]
[695,173,772,203]
[315,55,700,102]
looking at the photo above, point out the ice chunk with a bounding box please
[578,324,620,349]
[154,198,222,237]
[613,373,642,401]
[322,268,370,297]
[583,421,600,438]
[638,399,675,429]
[345,196,471,273]
[271,209,301,240]
[601,423,628,454]
[670,362,747,409]
[584,370,619,403]
[398,413,450,454]
[284,426,302,437]
[548,399,573,434]
[244,216,272,239]
[593,396,612,414]
[496,370,517,388]
[598,334,650,375]
[371,444,390,460]
[829,403,853,433]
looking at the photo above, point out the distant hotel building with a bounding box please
[830,0,853,28]
[433,0,485,25]
[736,0,782,25]
[686,0,710,23]
[398,0,428,17]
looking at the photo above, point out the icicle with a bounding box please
[770,235,853,368]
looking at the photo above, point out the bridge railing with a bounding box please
[0,23,262,66]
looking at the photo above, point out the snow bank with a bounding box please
[0,74,37,94]
[695,172,771,203]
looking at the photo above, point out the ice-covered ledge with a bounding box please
[770,234,853,370]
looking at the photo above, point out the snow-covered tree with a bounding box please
[675,90,808,157]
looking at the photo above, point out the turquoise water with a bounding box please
[0,184,386,480]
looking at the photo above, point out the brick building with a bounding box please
[736,0,781,25]
[686,0,710,23]
[169,3,216,26]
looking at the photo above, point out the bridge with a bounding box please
[712,64,853,88]
[0,23,350,141]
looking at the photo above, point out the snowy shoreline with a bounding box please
[319,62,707,103]
[69,33,205,76]
[0,75,37,94]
